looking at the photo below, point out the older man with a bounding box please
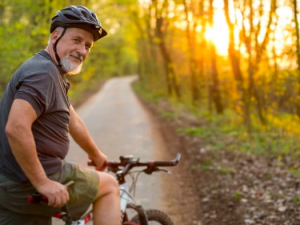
[0,5,120,225]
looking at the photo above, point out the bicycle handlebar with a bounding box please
[29,154,181,204]
[88,153,181,170]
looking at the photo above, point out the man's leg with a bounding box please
[93,172,120,225]
[0,206,51,225]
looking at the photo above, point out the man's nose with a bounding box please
[77,44,88,59]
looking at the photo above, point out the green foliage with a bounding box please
[190,165,200,171]
[201,165,213,171]
[292,197,300,204]
[142,93,300,159]
[218,167,234,175]
[0,0,139,100]
[177,127,213,138]
[288,169,300,177]
[132,80,166,103]
[157,111,178,118]
[234,192,243,201]
[2,0,300,165]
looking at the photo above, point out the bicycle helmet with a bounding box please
[50,5,107,67]
[50,5,107,41]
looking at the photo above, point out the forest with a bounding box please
[0,0,300,157]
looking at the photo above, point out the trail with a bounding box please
[53,75,180,224]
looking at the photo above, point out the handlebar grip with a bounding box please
[150,153,181,167]
[28,181,74,204]
[151,161,174,167]
[28,193,48,204]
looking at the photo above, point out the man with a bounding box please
[0,5,120,225]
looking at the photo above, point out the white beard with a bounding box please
[61,54,83,75]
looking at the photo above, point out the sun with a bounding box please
[204,2,230,56]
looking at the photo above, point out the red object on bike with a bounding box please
[54,212,62,218]
[84,214,92,223]
[28,196,34,204]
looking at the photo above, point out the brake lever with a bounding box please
[157,168,172,174]
[144,167,172,175]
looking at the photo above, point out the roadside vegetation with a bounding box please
[1,0,300,159]
[2,0,300,224]
[131,0,300,162]
[0,0,137,105]
[135,82,300,160]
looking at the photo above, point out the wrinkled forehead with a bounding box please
[65,27,94,45]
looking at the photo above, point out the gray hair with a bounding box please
[48,27,65,44]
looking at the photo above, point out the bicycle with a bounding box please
[29,153,181,225]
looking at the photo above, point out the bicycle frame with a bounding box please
[30,154,181,225]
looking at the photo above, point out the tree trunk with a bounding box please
[154,0,181,99]
[247,0,266,125]
[223,0,250,130]
[208,0,223,114]
[183,0,200,105]
[293,0,300,116]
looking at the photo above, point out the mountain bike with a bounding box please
[29,153,181,225]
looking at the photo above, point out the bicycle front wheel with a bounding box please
[130,209,174,225]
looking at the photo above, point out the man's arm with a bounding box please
[5,99,69,207]
[69,105,107,170]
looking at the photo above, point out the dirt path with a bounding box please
[53,76,188,224]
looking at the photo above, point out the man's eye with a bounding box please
[74,39,80,43]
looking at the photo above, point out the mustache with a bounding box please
[67,53,83,62]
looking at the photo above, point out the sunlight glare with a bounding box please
[204,8,229,56]
[139,0,151,4]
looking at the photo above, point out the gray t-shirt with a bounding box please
[0,50,71,182]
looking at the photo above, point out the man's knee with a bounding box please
[96,172,119,198]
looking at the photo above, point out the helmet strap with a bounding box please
[53,28,67,67]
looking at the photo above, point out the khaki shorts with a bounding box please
[0,162,99,225]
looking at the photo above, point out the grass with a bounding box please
[175,108,300,157]
[234,192,243,201]
[177,127,208,137]
[292,197,300,204]
[202,165,214,171]
[133,80,300,159]
[288,169,300,177]
[158,111,178,119]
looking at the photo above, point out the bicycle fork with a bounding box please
[119,183,148,225]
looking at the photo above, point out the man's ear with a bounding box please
[50,30,61,44]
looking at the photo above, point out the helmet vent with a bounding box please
[65,14,80,20]
[91,13,97,20]
[81,11,89,19]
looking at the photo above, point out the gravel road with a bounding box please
[53,75,179,224]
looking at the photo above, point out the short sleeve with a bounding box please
[14,74,55,117]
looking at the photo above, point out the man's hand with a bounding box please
[36,179,69,208]
[89,152,108,171]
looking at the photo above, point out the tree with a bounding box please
[292,0,300,116]
[223,0,250,129]
[207,0,223,114]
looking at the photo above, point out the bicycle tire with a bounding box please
[130,209,174,225]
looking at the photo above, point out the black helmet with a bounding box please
[50,5,107,41]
